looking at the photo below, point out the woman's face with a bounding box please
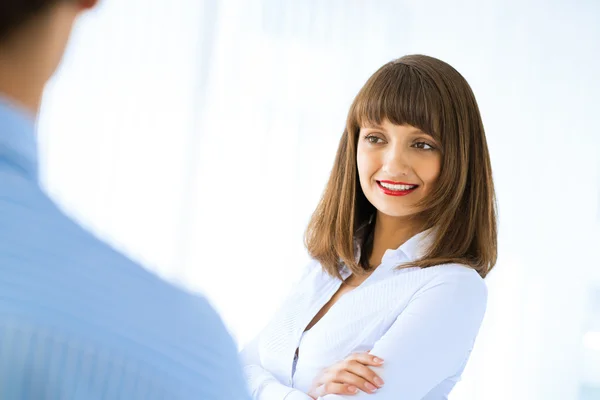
[356,119,442,219]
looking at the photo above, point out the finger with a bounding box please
[331,370,378,394]
[347,352,385,366]
[317,383,360,396]
[343,360,385,388]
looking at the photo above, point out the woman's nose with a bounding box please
[382,148,410,178]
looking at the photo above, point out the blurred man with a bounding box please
[0,1,249,399]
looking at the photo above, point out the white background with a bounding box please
[38,1,600,399]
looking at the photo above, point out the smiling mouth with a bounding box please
[376,180,419,196]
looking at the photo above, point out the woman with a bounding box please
[242,54,497,399]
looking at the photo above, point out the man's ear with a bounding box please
[78,0,100,11]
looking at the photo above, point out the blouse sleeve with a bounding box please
[240,261,317,400]
[317,268,487,400]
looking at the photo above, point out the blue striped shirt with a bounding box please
[0,96,250,400]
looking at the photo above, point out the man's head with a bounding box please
[0,0,99,112]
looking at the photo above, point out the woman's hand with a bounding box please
[307,352,385,398]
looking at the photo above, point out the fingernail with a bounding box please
[365,382,377,392]
[374,377,385,387]
[373,357,384,364]
[348,386,358,393]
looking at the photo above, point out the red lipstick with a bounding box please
[376,180,418,197]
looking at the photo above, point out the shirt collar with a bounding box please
[0,95,38,180]
[384,227,436,263]
[340,228,436,279]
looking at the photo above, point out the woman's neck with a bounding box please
[368,213,425,267]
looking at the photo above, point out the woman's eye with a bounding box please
[413,142,434,150]
[365,135,383,144]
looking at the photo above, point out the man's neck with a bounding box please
[0,38,49,116]
[0,71,43,116]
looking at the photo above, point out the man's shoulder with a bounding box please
[0,169,152,281]
[0,169,249,398]
[0,168,222,340]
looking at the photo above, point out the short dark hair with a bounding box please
[0,0,62,41]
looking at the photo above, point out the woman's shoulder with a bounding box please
[289,258,331,291]
[425,262,484,278]
[414,263,487,299]
[298,258,323,279]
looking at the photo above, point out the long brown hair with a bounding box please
[305,54,497,279]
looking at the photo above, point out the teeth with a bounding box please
[379,182,417,191]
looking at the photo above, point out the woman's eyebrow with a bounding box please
[361,123,384,130]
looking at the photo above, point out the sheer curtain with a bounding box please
[38,1,600,399]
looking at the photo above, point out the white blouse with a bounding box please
[241,231,487,400]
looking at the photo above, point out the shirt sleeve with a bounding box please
[240,261,317,400]
[241,324,314,400]
[317,268,488,400]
